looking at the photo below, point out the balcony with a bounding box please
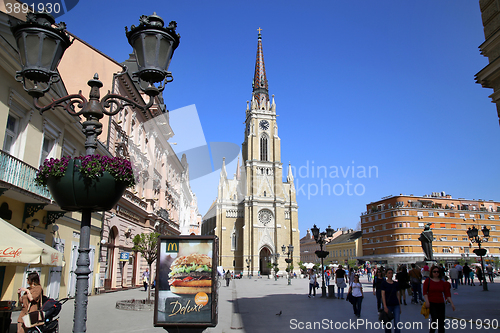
[0,150,53,201]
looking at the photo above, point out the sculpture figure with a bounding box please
[418,223,434,261]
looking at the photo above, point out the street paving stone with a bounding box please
[9,276,499,332]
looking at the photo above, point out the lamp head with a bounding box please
[311,224,319,241]
[9,12,72,97]
[126,13,180,90]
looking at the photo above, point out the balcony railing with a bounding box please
[0,150,53,201]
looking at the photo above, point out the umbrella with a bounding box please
[304,263,314,269]
[0,217,64,266]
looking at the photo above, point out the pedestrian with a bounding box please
[423,265,456,333]
[325,268,330,286]
[373,268,386,311]
[336,265,347,299]
[17,272,43,333]
[348,267,355,286]
[455,262,463,285]
[142,268,150,292]
[367,265,372,283]
[476,266,483,286]
[469,269,476,286]
[409,263,424,304]
[438,263,446,280]
[381,268,401,333]
[463,263,471,285]
[449,265,459,290]
[308,269,317,298]
[348,274,363,318]
[225,270,232,287]
[396,265,409,306]
[486,264,494,283]
[422,263,430,280]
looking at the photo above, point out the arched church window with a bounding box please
[264,191,266,197]
[260,135,268,161]
[231,231,237,251]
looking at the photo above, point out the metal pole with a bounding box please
[287,254,291,285]
[320,243,326,298]
[479,242,488,291]
[73,209,92,333]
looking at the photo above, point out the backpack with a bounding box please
[41,296,62,321]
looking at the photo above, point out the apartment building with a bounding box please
[360,192,500,267]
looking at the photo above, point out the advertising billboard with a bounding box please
[154,235,218,328]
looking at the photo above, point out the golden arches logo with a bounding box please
[166,242,178,253]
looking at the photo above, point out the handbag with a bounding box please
[378,309,394,322]
[420,302,430,319]
[22,293,44,328]
[346,292,355,304]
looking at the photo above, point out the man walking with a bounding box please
[142,268,150,292]
[409,263,423,304]
[449,265,459,290]
[225,270,232,287]
[455,262,463,285]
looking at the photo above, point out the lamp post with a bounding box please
[311,224,333,298]
[246,258,251,278]
[271,253,280,281]
[9,12,179,333]
[467,225,490,291]
[282,244,294,285]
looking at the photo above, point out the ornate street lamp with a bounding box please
[467,225,490,291]
[311,224,333,297]
[282,244,294,285]
[9,12,179,333]
[271,253,280,281]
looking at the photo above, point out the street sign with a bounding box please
[119,252,130,261]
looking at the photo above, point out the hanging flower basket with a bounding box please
[35,155,136,212]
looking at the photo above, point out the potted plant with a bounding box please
[35,155,136,211]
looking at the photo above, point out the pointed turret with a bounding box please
[287,162,294,183]
[252,28,269,110]
[235,156,241,180]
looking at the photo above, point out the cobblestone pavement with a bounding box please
[8,276,499,332]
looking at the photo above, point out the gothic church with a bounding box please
[202,31,299,276]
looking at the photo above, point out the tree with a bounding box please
[132,232,160,301]
[347,259,357,269]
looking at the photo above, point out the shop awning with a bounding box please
[0,217,64,266]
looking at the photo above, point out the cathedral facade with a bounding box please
[202,32,299,276]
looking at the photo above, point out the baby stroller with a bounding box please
[27,297,69,333]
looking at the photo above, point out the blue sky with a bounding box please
[55,1,499,236]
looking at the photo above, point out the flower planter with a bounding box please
[46,159,127,211]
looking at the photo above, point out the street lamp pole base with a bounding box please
[321,286,327,298]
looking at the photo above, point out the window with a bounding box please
[452,237,458,241]
[3,114,19,154]
[439,212,445,217]
[459,213,465,218]
[492,226,497,231]
[440,223,445,228]
[443,248,450,253]
[470,214,475,218]
[260,135,268,161]
[231,231,237,251]
[418,222,424,227]
[417,211,423,217]
[428,212,434,217]
[464,248,469,253]
[401,248,405,253]
[39,119,61,165]
[493,238,498,242]
[462,237,468,241]
[451,224,456,229]
[40,136,55,164]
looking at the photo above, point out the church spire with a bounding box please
[252,28,269,109]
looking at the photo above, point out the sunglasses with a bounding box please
[432,270,440,273]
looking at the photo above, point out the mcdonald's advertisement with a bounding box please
[154,236,218,327]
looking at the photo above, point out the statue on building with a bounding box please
[418,223,434,261]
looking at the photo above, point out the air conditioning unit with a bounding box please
[460,247,464,250]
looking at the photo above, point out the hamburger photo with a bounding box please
[168,253,212,294]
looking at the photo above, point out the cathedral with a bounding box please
[202,31,299,276]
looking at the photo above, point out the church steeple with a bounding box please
[252,28,269,110]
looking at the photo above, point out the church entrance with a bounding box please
[259,247,271,275]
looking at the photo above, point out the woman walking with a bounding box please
[348,274,364,317]
[396,265,410,305]
[336,265,347,299]
[381,268,401,333]
[373,268,386,311]
[17,272,43,333]
[423,265,456,333]
[476,266,483,286]
[308,269,317,298]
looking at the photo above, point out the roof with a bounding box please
[327,231,362,245]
